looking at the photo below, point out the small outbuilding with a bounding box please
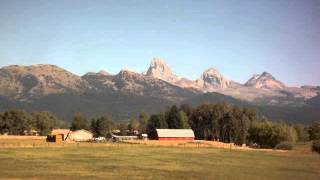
[51,129,71,141]
[111,134,138,142]
[139,133,148,140]
[47,129,71,143]
[67,129,93,142]
[156,129,195,141]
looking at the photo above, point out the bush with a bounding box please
[312,140,320,154]
[274,142,294,150]
[248,121,298,148]
[309,122,320,140]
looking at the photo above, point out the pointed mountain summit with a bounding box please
[146,59,232,92]
[196,68,231,91]
[247,74,261,82]
[146,57,179,83]
[245,72,285,90]
[115,69,141,80]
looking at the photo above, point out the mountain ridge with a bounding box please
[1,58,319,104]
[143,58,319,103]
[0,59,319,123]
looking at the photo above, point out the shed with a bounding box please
[46,134,64,143]
[67,129,93,142]
[140,133,148,140]
[47,129,71,142]
[111,134,138,142]
[51,129,71,141]
[156,129,195,141]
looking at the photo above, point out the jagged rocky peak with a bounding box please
[196,68,231,90]
[146,57,179,83]
[245,72,285,90]
[203,68,223,77]
[248,74,261,82]
[260,72,276,79]
[115,69,141,79]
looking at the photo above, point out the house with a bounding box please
[155,129,195,141]
[67,129,93,142]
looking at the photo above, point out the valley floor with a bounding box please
[0,139,319,180]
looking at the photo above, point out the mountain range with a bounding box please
[0,57,319,123]
[145,58,319,104]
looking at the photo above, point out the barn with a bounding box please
[156,129,195,141]
[67,129,93,142]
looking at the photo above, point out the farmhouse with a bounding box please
[67,129,93,142]
[156,129,195,141]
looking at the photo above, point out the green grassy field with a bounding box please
[0,142,319,180]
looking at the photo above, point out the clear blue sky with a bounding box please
[0,0,319,86]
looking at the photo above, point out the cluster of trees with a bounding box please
[248,121,298,148]
[69,113,114,137]
[147,105,189,139]
[188,104,256,145]
[91,116,114,137]
[69,112,149,137]
[145,103,320,148]
[2,104,320,150]
[308,121,320,141]
[309,121,320,154]
[0,110,62,135]
[145,103,259,144]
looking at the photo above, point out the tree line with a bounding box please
[1,104,320,150]
[142,103,320,148]
[0,110,63,136]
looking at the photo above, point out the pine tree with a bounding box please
[70,112,88,131]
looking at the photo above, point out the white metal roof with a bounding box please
[71,129,93,135]
[156,129,195,138]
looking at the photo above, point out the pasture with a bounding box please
[0,138,319,180]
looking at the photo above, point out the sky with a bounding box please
[0,0,319,86]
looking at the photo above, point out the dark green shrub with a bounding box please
[309,122,320,140]
[248,121,298,148]
[274,142,294,150]
[312,140,320,154]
